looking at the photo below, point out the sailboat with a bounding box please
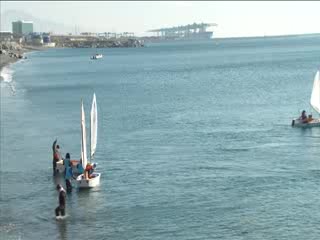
[76,93,101,188]
[292,70,320,127]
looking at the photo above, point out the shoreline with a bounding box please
[0,45,44,74]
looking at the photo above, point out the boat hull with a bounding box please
[76,173,101,188]
[91,54,103,59]
[291,118,320,128]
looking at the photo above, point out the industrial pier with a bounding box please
[147,22,218,41]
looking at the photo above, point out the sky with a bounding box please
[1,1,320,38]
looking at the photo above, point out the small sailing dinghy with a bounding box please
[292,70,320,127]
[76,93,101,188]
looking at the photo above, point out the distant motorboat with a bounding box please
[91,54,103,60]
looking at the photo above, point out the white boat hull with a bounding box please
[76,173,101,188]
[91,54,103,59]
[291,118,320,128]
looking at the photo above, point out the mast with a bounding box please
[80,99,88,169]
[89,97,92,163]
[90,93,97,162]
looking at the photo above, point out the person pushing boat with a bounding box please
[64,153,73,192]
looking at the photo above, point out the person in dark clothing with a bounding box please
[300,110,308,123]
[55,184,66,217]
[52,139,62,175]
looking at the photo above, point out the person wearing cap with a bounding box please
[52,139,63,175]
[55,184,66,217]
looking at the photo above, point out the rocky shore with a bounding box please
[52,37,145,48]
[0,43,44,73]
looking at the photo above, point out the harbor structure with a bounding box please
[12,20,33,35]
[147,22,217,41]
[80,32,135,39]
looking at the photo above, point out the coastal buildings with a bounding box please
[5,20,142,49]
[25,33,43,45]
[24,32,57,47]
[0,31,13,42]
[12,20,34,35]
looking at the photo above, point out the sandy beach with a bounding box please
[0,45,44,73]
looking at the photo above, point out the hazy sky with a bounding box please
[1,1,320,37]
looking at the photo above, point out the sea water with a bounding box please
[1,34,320,239]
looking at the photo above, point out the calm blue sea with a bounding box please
[1,35,320,240]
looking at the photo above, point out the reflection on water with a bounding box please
[56,218,68,240]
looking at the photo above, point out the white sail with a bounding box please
[310,70,320,114]
[90,93,98,159]
[81,100,88,168]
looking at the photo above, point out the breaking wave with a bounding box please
[0,66,16,94]
[0,66,13,83]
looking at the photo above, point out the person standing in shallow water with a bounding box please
[52,139,62,175]
[55,184,66,217]
[64,153,73,192]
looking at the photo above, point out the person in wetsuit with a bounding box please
[55,184,66,217]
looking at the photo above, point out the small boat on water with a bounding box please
[292,70,320,128]
[76,93,101,188]
[91,54,103,60]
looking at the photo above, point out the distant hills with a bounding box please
[0,10,76,34]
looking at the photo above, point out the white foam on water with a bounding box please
[0,223,17,233]
[0,65,13,83]
[0,65,16,95]
[55,214,68,220]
